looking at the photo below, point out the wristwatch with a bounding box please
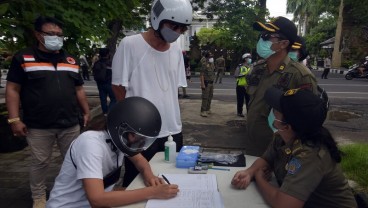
[7,117,20,124]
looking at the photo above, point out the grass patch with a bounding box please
[340,143,368,193]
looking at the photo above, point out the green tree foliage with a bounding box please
[0,0,151,57]
[198,0,264,62]
[305,16,336,55]
[286,0,339,34]
[344,0,368,24]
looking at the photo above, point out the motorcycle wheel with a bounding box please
[345,73,353,80]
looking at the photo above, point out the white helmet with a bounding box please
[242,53,251,59]
[365,56,368,60]
[150,0,193,30]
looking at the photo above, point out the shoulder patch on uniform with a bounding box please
[286,157,301,175]
[67,57,76,64]
[284,88,300,96]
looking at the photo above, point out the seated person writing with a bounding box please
[231,87,357,208]
[47,97,178,208]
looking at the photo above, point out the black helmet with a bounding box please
[107,97,162,157]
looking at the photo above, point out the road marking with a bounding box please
[319,84,368,87]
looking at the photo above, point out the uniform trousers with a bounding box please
[201,83,214,112]
[26,124,80,199]
[215,68,225,83]
[122,133,183,187]
[321,68,330,79]
[236,85,250,114]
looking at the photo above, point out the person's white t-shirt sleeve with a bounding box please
[112,38,129,86]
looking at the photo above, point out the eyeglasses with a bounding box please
[40,31,64,38]
[166,22,188,33]
[260,33,286,41]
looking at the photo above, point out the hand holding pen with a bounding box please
[162,175,171,184]
[150,175,179,199]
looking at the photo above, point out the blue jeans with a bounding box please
[97,83,116,114]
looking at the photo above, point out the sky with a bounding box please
[266,0,293,20]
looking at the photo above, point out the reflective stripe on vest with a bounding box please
[237,66,250,86]
[22,62,79,73]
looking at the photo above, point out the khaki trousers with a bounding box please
[26,124,80,199]
[201,83,214,112]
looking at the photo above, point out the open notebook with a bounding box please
[146,174,224,208]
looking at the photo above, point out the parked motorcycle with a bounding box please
[345,64,368,80]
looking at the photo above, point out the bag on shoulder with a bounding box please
[92,61,108,82]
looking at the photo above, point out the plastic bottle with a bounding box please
[164,134,176,163]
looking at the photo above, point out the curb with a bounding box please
[315,67,348,75]
[330,68,348,75]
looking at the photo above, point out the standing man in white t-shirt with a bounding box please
[111,0,193,187]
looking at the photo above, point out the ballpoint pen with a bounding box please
[161,174,171,184]
[209,167,230,171]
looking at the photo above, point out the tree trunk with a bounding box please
[332,0,343,68]
[257,0,267,21]
[106,19,123,56]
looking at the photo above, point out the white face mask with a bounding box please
[208,58,214,63]
[160,27,181,43]
[43,35,63,51]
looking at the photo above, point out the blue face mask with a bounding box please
[288,51,298,61]
[247,58,252,64]
[256,38,275,59]
[267,109,278,133]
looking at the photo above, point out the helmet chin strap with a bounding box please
[105,139,118,152]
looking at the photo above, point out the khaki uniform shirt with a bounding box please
[262,135,357,208]
[245,56,318,156]
[200,57,215,82]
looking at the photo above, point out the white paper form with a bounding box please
[146,174,224,208]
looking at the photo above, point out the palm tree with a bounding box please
[286,0,336,35]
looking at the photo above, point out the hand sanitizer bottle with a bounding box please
[164,133,176,163]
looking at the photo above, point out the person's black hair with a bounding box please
[295,127,342,163]
[34,16,64,32]
[99,48,110,58]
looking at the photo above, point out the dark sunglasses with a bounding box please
[39,30,64,38]
[167,22,188,33]
[260,32,287,41]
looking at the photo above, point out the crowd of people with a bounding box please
[3,0,360,207]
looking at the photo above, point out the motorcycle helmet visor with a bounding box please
[118,124,157,153]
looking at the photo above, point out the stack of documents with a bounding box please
[146,174,224,208]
